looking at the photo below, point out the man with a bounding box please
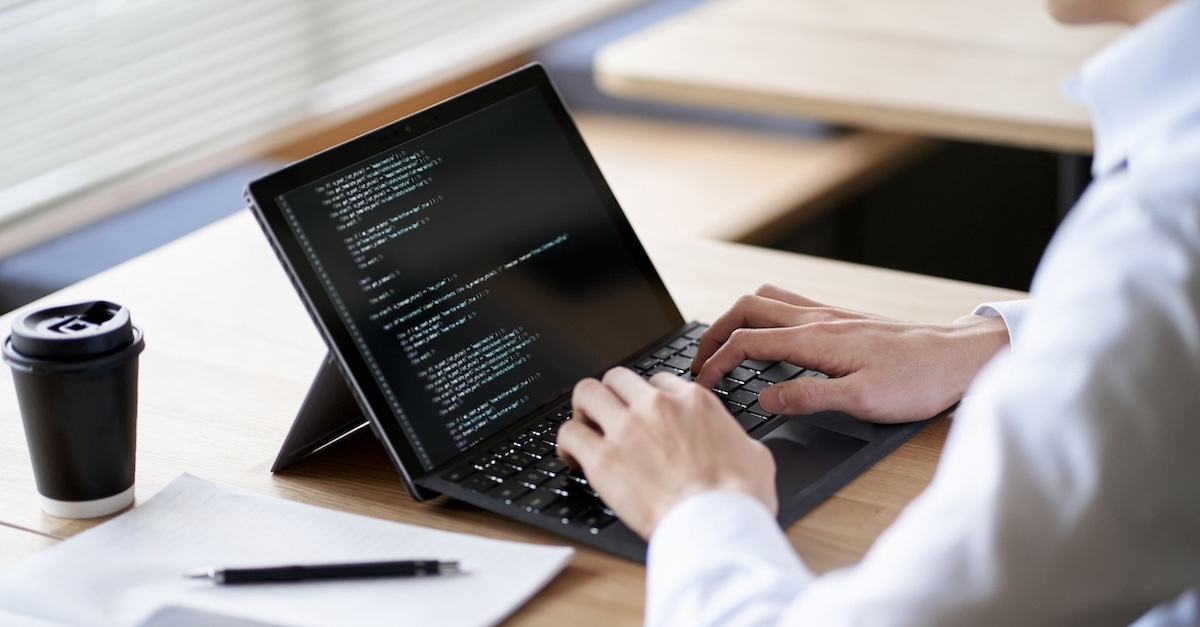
[556,0,1200,624]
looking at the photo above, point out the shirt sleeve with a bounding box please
[972,299,1031,346]
[643,169,1200,625]
[645,491,812,627]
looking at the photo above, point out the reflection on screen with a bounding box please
[276,88,678,470]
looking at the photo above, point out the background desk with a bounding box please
[595,0,1126,153]
[0,212,1021,624]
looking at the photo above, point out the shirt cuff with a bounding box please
[645,491,813,627]
[972,299,1031,346]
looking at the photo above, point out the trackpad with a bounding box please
[761,419,868,498]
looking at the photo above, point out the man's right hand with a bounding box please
[692,285,1010,424]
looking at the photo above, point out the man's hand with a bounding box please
[557,367,777,540]
[692,285,1010,424]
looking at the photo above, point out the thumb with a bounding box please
[758,378,847,416]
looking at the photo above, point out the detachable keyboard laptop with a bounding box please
[246,63,931,563]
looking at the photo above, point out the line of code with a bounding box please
[307,145,569,454]
[318,150,443,231]
[386,236,568,451]
[274,85,678,471]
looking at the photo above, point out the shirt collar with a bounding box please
[1068,0,1200,178]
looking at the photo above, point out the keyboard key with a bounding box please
[684,325,708,339]
[544,475,572,495]
[522,440,555,458]
[461,474,499,492]
[529,418,553,434]
[647,365,683,377]
[567,470,589,486]
[635,357,658,370]
[734,411,766,432]
[483,463,519,481]
[653,348,675,359]
[713,377,742,394]
[741,358,774,372]
[741,378,772,394]
[574,507,617,534]
[470,452,500,470]
[488,482,531,503]
[727,389,759,406]
[759,362,804,383]
[518,488,560,513]
[558,485,595,506]
[680,345,698,358]
[442,465,474,483]
[669,338,691,350]
[546,501,580,522]
[510,431,534,445]
[725,399,747,413]
[746,402,773,418]
[663,355,693,371]
[535,456,568,474]
[503,451,537,469]
[514,468,551,487]
[728,366,756,382]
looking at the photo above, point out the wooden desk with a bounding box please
[0,212,1021,624]
[595,0,1126,153]
[576,112,937,245]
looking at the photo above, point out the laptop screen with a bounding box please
[269,80,681,472]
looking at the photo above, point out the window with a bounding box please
[0,0,637,226]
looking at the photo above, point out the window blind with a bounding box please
[0,0,637,225]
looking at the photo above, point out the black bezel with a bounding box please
[245,63,683,499]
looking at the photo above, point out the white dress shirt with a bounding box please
[973,299,1030,341]
[645,1,1200,625]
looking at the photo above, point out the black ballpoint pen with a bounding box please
[186,559,462,585]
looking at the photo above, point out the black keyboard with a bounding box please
[440,323,824,534]
[441,405,617,534]
[631,324,827,433]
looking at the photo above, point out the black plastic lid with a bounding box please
[8,301,136,359]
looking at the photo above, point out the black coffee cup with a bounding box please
[3,301,145,518]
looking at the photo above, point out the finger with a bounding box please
[599,367,659,407]
[758,377,874,420]
[759,377,831,415]
[753,284,826,308]
[647,371,690,392]
[692,289,879,376]
[754,285,880,322]
[556,416,607,471]
[693,295,809,373]
[695,326,827,388]
[571,377,629,435]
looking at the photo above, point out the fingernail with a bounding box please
[759,387,784,414]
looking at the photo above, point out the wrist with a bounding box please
[951,314,1011,358]
[938,314,1011,400]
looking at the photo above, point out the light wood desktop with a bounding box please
[595,0,1127,153]
[0,211,1021,624]
[576,112,937,245]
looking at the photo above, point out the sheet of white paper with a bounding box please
[0,474,574,627]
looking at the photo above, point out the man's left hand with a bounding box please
[557,367,778,540]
